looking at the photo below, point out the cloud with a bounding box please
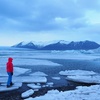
[0,0,90,32]
[0,0,100,46]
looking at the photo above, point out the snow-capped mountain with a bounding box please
[12,41,38,49]
[12,40,100,50]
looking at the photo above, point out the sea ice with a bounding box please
[14,59,61,66]
[21,89,34,98]
[59,70,97,76]
[0,83,22,92]
[30,71,48,76]
[27,84,41,89]
[0,67,31,76]
[52,77,60,80]
[0,76,47,83]
[24,85,100,100]
[66,75,100,84]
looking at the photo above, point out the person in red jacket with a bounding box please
[6,57,14,88]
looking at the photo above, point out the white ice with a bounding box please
[24,85,100,100]
[66,75,100,84]
[27,84,41,89]
[0,83,22,92]
[0,76,47,83]
[59,70,97,76]
[21,89,34,98]
[30,71,48,76]
[52,77,60,80]
[0,67,31,76]
[14,59,61,66]
[29,51,100,60]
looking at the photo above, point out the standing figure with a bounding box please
[6,57,14,88]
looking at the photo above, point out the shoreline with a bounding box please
[0,81,93,100]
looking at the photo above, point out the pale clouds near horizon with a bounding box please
[0,0,100,46]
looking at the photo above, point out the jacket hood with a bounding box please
[8,57,13,62]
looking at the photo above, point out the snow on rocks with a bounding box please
[66,75,100,84]
[27,83,41,89]
[59,70,97,76]
[24,85,100,100]
[30,71,48,77]
[21,89,34,98]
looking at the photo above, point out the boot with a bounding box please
[7,85,11,88]
[10,82,14,86]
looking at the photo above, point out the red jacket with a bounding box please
[6,57,13,72]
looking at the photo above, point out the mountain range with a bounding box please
[12,40,100,50]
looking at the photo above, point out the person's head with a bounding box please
[8,57,13,62]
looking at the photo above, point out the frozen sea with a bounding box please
[0,47,100,72]
[1,47,100,71]
[0,46,100,86]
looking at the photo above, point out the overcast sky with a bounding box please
[0,0,100,46]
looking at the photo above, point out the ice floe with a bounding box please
[21,89,34,98]
[52,77,60,80]
[66,75,100,84]
[0,67,31,76]
[46,82,54,87]
[59,70,97,76]
[24,85,100,100]
[59,70,100,84]
[27,84,41,89]
[0,83,22,92]
[30,71,48,76]
[0,76,47,83]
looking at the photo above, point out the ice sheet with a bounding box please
[0,67,31,76]
[0,76,47,83]
[14,59,61,66]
